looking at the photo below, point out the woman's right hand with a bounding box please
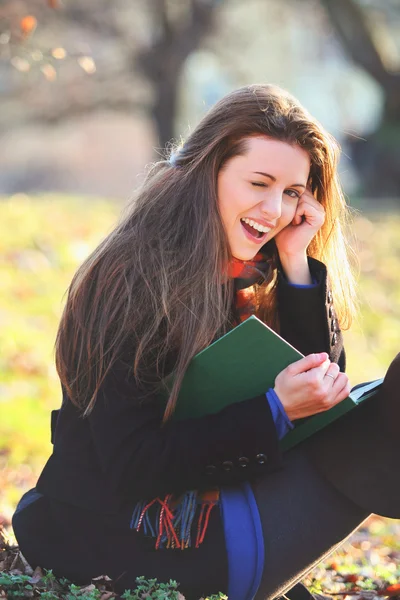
[274,353,351,422]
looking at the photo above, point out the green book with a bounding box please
[167,315,383,451]
[280,376,383,451]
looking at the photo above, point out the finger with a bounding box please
[330,373,351,405]
[288,353,329,377]
[292,202,310,226]
[307,357,334,383]
[323,363,340,387]
[323,373,337,386]
[298,196,325,218]
[314,373,350,414]
[301,188,323,208]
[292,199,324,228]
[292,211,303,226]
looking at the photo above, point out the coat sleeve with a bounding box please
[87,361,283,502]
[277,257,345,371]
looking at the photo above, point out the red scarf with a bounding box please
[229,251,271,323]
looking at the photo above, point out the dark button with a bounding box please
[327,290,333,304]
[256,453,268,465]
[238,456,250,468]
[328,306,334,319]
[331,319,337,332]
[205,465,217,475]
[331,333,337,346]
[222,460,234,472]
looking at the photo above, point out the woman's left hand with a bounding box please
[275,187,325,259]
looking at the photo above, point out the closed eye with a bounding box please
[251,182,267,187]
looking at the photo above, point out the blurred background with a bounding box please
[0,0,399,591]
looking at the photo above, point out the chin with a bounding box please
[232,249,260,261]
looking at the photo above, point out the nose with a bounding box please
[259,192,282,222]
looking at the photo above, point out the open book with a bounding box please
[166,315,383,451]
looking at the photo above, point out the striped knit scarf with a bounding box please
[230,251,271,323]
[129,252,270,549]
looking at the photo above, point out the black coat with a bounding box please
[14,258,343,599]
[36,258,342,512]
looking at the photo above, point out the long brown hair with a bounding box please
[55,84,356,420]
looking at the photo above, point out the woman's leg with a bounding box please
[252,447,370,600]
[253,353,400,600]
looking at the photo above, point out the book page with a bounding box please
[349,378,384,403]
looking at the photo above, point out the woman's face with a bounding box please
[217,136,311,261]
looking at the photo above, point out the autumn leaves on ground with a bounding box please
[0,195,399,598]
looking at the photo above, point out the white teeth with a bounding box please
[241,217,271,234]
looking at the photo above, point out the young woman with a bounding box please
[12,84,400,600]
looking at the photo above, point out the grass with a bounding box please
[0,193,399,598]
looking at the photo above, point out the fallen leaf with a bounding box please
[381,584,400,597]
[344,574,358,583]
[79,584,96,593]
[20,16,37,37]
[92,575,112,584]
[29,565,45,584]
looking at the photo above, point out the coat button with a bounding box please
[256,453,268,465]
[205,465,217,475]
[238,456,250,468]
[331,333,337,346]
[327,290,333,304]
[331,319,337,332]
[328,306,334,319]
[222,460,234,472]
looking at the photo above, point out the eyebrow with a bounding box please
[252,171,306,188]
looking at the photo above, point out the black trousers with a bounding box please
[252,447,369,599]
[13,448,369,600]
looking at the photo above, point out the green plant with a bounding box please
[66,583,103,599]
[121,576,180,599]
[40,593,62,600]
[0,571,33,598]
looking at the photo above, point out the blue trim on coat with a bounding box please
[266,388,294,438]
[220,482,264,600]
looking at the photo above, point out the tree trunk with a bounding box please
[153,80,178,151]
[348,88,400,198]
[320,0,400,198]
[139,0,219,153]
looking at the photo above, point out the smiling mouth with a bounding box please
[240,218,271,240]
